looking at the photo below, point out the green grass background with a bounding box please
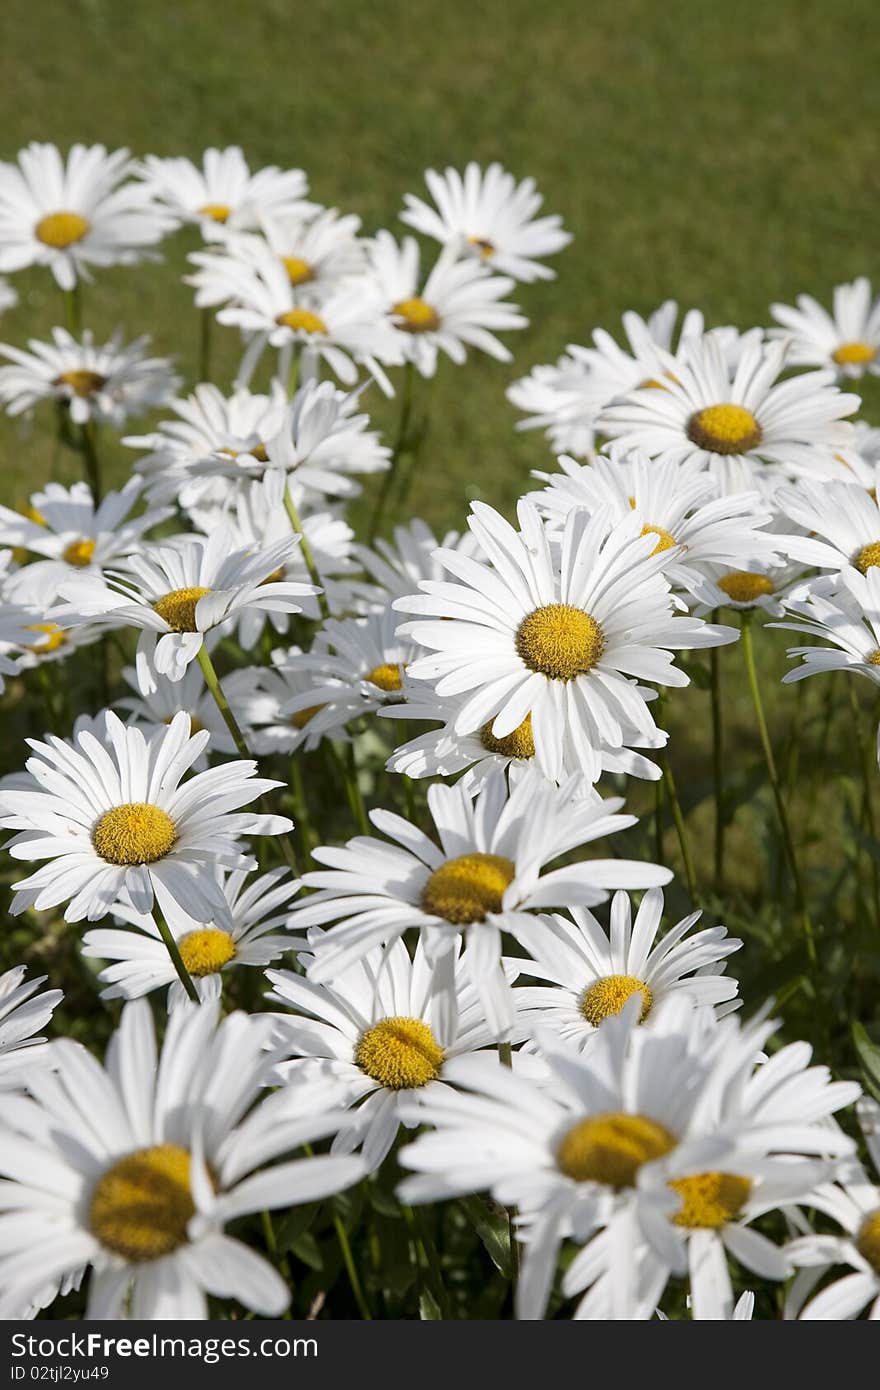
[2,0,880,1055]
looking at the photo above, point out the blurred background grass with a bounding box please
[2,0,880,1049]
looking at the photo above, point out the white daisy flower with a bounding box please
[771,566,880,687]
[689,557,811,618]
[0,599,45,692]
[290,767,670,1036]
[215,650,342,756]
[0,709,292,924]
[598,334,859,481]
[350,518,481,612]
[114,646,240,756]
[0,328,179,426]
[382,685,666,789]
[773,469,880,574]
[770,278,880,379]
[785,1099,880,1320]
[0,143,173,290]
[0,276,18,315]
[199,241,401,392]
[0,478,170,606]
[266,935,501,1170]
[506,350,601,457]
[0,965,63,1091]
[400,162,571,282]
[233,206,366,300]
[279,605,419,738]
[0,997,364,1319]
[367,231,527,377]
[55,527,315,685]
[136,146,314,239]
[395,499,737,783]
[509,888,742,1051]
[83,866,302,1006]
[527,451,785,602]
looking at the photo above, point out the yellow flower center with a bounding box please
[421,852,515,925]
[717,571,775,603]
[35,211,90,248]
[392,297,440,334]
[640,523,677,555]
[249,442,269,462]
[581,975,654,1026]
[480,712,535,760]
[282,256,315,286]
[687,403,763,455]
[355,1016,444,1089]
[25,503,46,526]
[92,803,177,866]
[668,1172,753,1229]
[515,603,605,681]
[855,542,880,574]
[89,1144,194,1262]
[290,703,324,730]
[25,623,66,653]
[868,650,880,666]
[275,308,327,335]
[556,1112,676,1187]
[198,203,231,223]
[467,235,496,258]
[62,537,97,567]
[55,369,107,398]
[832,341,876,367]
[364,662,403,692]
[856,1208,880,1273]
[177,928,236,977]
[153,586,212,632]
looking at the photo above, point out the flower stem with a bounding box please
[332,1208,372,1319]
[367,360,414,543]
[709,629,725,893]
[740,616,816,965]
[79,421,102,502]
[63,284,82,336]
[199,307,212,383]
[848,681,880,933]
[154,912,199,1003]
[659,748,698,903]
[403,1205,450,1318]
[282,484,329,619]
[496,1041,521,1295]
[287,343,301,397]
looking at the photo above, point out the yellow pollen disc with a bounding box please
[640,523,677,555]
[832,341,876,367]
[516,603,605,681]
[198,203,231,223]
[34,210,90,248]
[364,662,403,691]
[480,711,535,760]
[92,803,177,866]
[391,296,440,334]
[581,974,654,1026]
[355,1016,444,1089]
[260,566,286,585]
[178,928,236,977]
[290,703,324,729]
[421,851,515,925]
[856,1208,880,1273]
[687,403,763,455]
[467,235,496,258]
[668,1172,753,1229]
[55,369,107,398]
[282,256,315,286]
[62,537,97,567]
[249,442,269,462]
[855,542,880,574]
[275,308,327,335]
[153,586,212,632]
[868,650,880,666]
[717,570,775,603]
[26,623,66,653]
[89,1144,194,1262]
[557,1112,676,1188]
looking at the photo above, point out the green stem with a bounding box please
[63,284,82,336]
[199,307,212,383]
[659,748,698,903]
[367,361,414,543]
[287,343,302,397]
[848,682,880,933]
[741,617,816,965]
[79,421,102,502]
[332,1208,372,1319]
[345,740,370,836]
[496,1041,520,1297]
[154,912,199,1003]
[709,630,725,893]
[290,754,316,855]
[282,484,329,619]
[403,1206,450,1318]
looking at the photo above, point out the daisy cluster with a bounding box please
[0,140,877,1322]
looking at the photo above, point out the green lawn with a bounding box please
[1,0,878,520]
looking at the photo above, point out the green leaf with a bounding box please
[459,1195,512,1278]
[419,1288,443,1320]
[290,1230,324,1271]
[853,1023,880,1101]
